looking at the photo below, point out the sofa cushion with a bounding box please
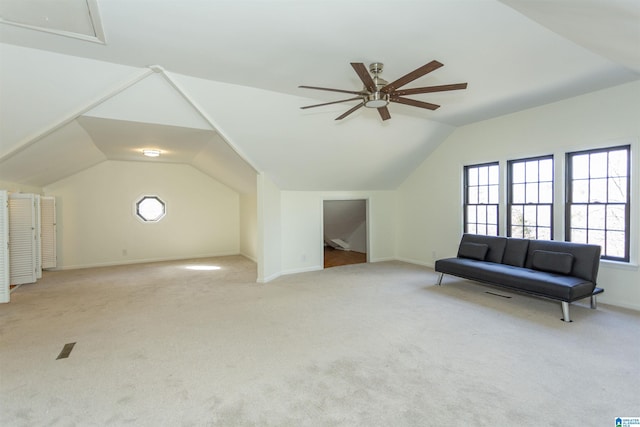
[458,242,489,261]
[459,234,507,263]
[525,240,601,282]
[531,250,574,274]
[502,238,529,267]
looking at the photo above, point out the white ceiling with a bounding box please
[0,0,638,193]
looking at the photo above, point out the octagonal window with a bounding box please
[136,196,166,222]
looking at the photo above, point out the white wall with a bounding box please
[240,191,258,262]
[43,160,240,269]
[280,190,396,275]
[397,81,640,310]
[257,173,282,282]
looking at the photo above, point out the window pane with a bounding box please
[477,205,487,222]
[511,225,523,238]
[571,205,587,228]
[467,206,477,222]
[512,162,525,183]
[524,205,537,224]
[539,182,553,203]
[525,182,538,203]
[537,205,551,227]
[487,206,498,225]
[572,154,589,179]
[609,149,628,177]
[606,230,626,258]
[525,161,538,182]
[513,183,525,204]
[571,228,587,243]
[538,227,551,240]
[511,205,524,226]
[606,205,626,231]
[468,187,478,204]
[477,224,487,235]
[608,177,626,203]
[488,185,499,204]
[589,178,607,203]
[467,223,477,234]
[478,166,489,185]
[588,205,605,230]
[572,180,589,203]
[478,186,488,204]
[539,159,553,181]
[487,225,498,236]
[588,229,605,248]
[468,168,478,186]
[488,165,499,185]
[589,152,608,178]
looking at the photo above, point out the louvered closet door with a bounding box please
[0,191,9,303]
[9,193,37,285]
[41,196,57,270]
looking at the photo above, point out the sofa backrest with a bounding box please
[459,234,506,264]
[502,238,529,267]
[524,240,601,283]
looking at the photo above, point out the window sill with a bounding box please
[599,259,639,271]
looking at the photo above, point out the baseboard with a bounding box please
[52,252,241,271]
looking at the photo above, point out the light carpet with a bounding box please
[1,256,638,426]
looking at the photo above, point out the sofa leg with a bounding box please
[437,273,444,286]
[590,294,598,309]
[561,302,572,322]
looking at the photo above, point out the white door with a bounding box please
[41,196,57,270]
[9,193,37,286]
[0,191,9,303]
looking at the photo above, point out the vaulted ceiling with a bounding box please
[1,0,638,193]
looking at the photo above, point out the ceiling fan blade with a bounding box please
[381,60,444,93]
[335,103,364,120]
[299,85,362,95]
[392,82,468,97]
[301,97,362,109]
[390,96,440,110]
[351,63,377,92]
[378,106,391,121]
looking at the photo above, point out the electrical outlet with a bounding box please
[432,250,437,259]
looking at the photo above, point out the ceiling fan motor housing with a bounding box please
[364,62,389,107]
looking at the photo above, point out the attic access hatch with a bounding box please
[0,0,106,43]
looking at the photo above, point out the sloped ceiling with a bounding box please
[0,1,638,192]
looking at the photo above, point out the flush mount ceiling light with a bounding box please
[142,149,161,157]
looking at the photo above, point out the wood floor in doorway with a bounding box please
[324,246,366,268]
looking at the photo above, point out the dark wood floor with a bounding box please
[324,246,367,268]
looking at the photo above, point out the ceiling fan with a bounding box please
[299,61,467,121]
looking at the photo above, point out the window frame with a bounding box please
[565,145,630,262]
[463,161,500,236]
[135,195,167,223]
[507,154,554,240]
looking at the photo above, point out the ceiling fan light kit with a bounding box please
[299,60,467,121]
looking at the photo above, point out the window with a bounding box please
[464,162,499,236]
[566,145,630,261]
[508,155,553,240]
[136,195,166,222]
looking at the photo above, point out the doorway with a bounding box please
[322,199,367,268]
